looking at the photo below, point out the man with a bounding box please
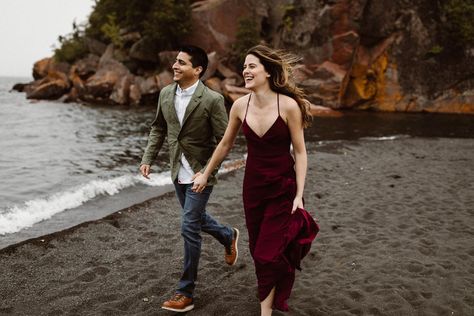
[140,45,239,313]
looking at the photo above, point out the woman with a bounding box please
[192,45,318,315]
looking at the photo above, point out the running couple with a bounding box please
[140,44,318,315]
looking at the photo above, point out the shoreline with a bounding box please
[1,137,473,315]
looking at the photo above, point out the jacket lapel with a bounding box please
[163,83,180,124]
[181,81,204,127]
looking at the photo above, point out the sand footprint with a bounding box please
[76,266,110,282]
[76,270,96,282]
[94,266,110,276]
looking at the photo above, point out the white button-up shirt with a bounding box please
[175,80,199,184]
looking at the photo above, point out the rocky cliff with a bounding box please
[13,0,474,114]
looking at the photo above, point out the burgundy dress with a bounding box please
[242,94,319,311]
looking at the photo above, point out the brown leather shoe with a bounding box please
[161,293,194,312]
[225,228,239,265]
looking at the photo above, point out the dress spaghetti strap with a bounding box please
[277,93,280,116]
[244,93,252,120]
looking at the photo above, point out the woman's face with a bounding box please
[242,54,270,90]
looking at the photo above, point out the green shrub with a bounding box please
[85,0,190,49]
[282,4,296,32]
[423,44,445,60]
[143,0,191,51]
[53,23,88,63]
[442,0,474,48]
[55,0,192,64]
[100,14,123,48]
[231,17,261,67]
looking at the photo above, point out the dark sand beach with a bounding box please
[1,137,473,315]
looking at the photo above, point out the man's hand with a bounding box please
[140,164,151,179]
[192,172,208,193]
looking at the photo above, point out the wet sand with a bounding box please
[1,137,473,315]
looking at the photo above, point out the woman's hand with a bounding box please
[192,172,208,193]
[291,195,304,214]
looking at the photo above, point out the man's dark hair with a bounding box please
[179,45,208,78]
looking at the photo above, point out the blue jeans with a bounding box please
[173,181,233,298]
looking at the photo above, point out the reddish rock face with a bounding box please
[269,0,474,114]
[184,0,252,54]
[21,0,473,113]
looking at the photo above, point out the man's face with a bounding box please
[172,52,201,86]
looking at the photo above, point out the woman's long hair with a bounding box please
[246,45,312,128]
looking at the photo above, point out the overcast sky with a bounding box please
[0,0,94,78]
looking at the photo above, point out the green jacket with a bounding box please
[141,81,228,186]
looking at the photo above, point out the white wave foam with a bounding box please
[360,135,410,141]
[0,172,171,235]
[0,157,248,236]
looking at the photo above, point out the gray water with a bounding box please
[1,76,473,249]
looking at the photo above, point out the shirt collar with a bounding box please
[176,80,199,97]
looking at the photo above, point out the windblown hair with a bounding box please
[246,45,312,128]
[179,45,208,78]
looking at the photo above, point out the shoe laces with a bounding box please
[226,244,234,255]
[171,294,186,302]
[226,231,236,255]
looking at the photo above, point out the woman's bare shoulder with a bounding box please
[231,94,251,110]
[279,94,300,113]
[234,93,251,106]
[228,93,251,120]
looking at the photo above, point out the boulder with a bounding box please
[158,51,179,71]
[99,44,115,67]
[80,44,132,103]
[32,58,70,81]
[11,83,29,92]
[84,37,107,56]
[110,74,134,105]
[129,83,142,106]
[217,62,243,86]
[205,77,223,94]
[201,51,218,81]
[137,76,159,95]
[72,55,100,80]
[133,75,161,106]
[84,60,130,101]
[32,58,53,80]
[121,32,141,46]
[64,87,79,103]
[26,71,70,100]
[222,79,251,102]
[155,71,173,91]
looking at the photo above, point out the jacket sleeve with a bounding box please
[210,94,228,143]
[203,93,228,172]
[140,96,167,166]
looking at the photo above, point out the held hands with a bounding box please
[292,195,304,214]
[140,164,151,179]
[192,172,208,193]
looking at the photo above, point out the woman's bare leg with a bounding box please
[260,287,275,316]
